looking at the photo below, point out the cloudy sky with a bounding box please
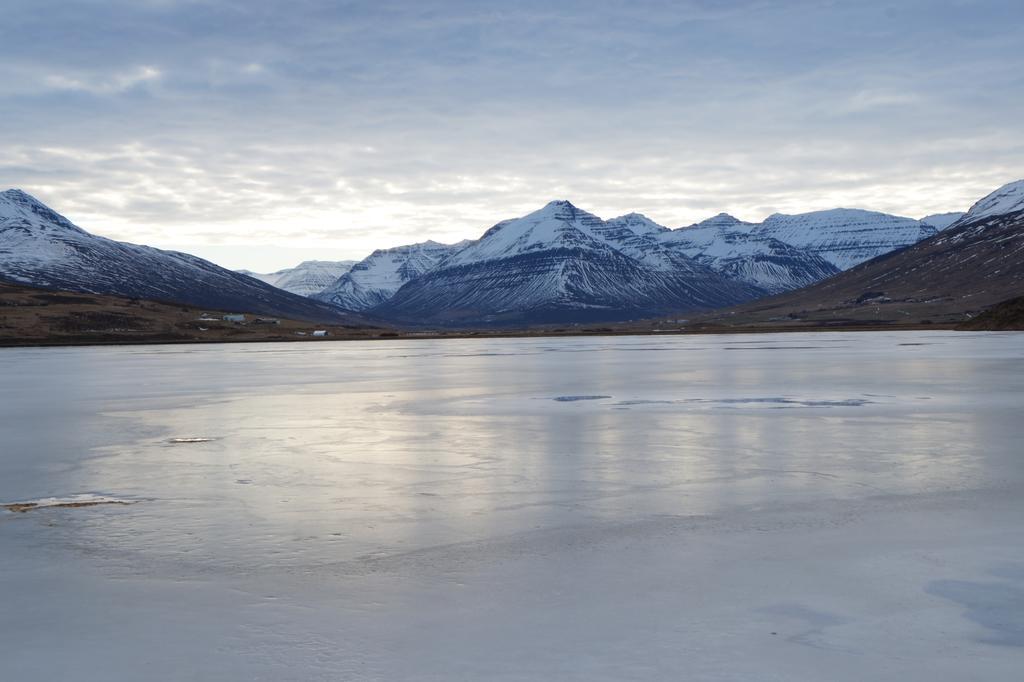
[1,0,1022,271]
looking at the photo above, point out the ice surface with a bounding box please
[1,331,1023,680]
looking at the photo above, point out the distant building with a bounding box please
[312,330,328,337]
[223,314,246,322]
[253,318,279,325]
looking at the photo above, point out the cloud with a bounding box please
[0,0,1021,270]
[43,65,162,94]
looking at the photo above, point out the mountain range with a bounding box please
[686,180,1024,328]
[313,199,962,325]
[0,190,356,324]
[1,181,1018,329]
[371,202,762,325]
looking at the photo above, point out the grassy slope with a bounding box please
[957,296,1024,330]
[0,282,388,346]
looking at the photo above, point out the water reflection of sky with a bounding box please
[0,331,1019,571]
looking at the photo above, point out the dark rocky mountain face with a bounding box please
[376,246,763,325]
[0,190,359,324]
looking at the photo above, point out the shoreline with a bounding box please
[0,322,973,350]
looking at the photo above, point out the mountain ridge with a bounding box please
[0,190,360,324]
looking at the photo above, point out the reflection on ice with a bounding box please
[0,331,1022,680]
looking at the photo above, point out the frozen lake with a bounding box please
[2,331,1023,680]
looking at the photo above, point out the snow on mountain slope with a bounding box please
[0,189,355,323]
[375,201,763,325]
[448,202,696,273]
[751,209,937,270]
[315,240,469,311]
[659,214,757,248]
[660,214,839,293]
[239,260,356,297]
[951,179,1024,225]
[920,212,965,230]
[589,212,708,272]
[443,201,607,266]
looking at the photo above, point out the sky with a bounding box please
[1,0,1022,272]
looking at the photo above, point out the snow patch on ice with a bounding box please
[3,493,135,513]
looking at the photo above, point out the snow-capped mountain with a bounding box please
[239,260,356,297]
[0,190,355,323]
[315,240,470,311]
[374,201,762,325]
[325,199,942,324]
[3,185,981,329]
[704,179,1024,326]
[951,179,1024,225]
[920,212,965,230]
[659,213,840,293]
[750,209,938,270]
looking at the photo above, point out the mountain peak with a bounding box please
[2,188,33,199]
[607,212,668,234]
[512,199,600,226]
[543,199,577,209]
[696,212,744,228]
[531,199,585,219]
[2,188,47,211]
[0,189,85,234]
